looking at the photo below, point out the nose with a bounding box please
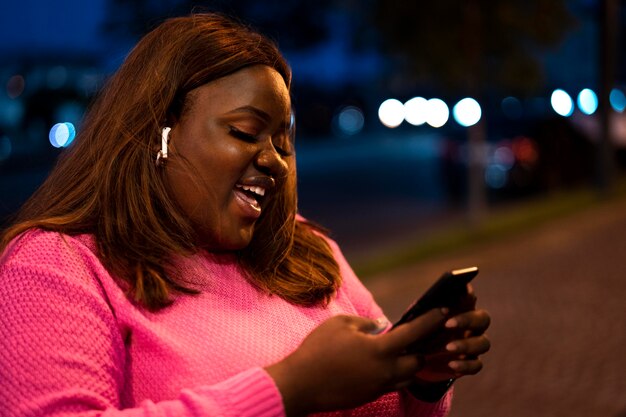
[254,143,289,178]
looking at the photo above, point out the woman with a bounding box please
[0,13,490,416]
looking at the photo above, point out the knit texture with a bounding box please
[0,229,452,416]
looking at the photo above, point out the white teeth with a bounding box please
[236,184,266,197]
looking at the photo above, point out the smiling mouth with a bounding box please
[234,184,266,212]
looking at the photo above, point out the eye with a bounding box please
[229,126,293,157]
[229,126,257,142]
[272,130,294,157]
[273,142,293,157]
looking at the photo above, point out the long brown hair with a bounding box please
[0,13,340,309]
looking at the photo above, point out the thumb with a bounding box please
[382,308,448,353]
[351,316,391,335]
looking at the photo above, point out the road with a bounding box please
[360,195,626,417]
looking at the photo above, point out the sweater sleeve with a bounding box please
[0,237,284,417]
[402,389,453,417]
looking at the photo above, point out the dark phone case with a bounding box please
[393,266,479,403]
[392,266,479,328]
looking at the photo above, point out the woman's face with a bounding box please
[166,65,293,251]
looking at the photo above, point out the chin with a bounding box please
[224,238,253,251]
[208,229,255,252]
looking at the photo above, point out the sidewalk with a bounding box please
[361,194,626,417]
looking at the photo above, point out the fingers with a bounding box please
[466,284,477,306]
[382,308,448,354]
[467,283,475,295]
[448,357,484,376]
[445,335,491,357]
[445,309,490,334]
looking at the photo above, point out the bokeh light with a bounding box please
[404,97,428,126]
[335,106,364,135]
[49,122,76,148]
[512,136,539,165]
[378,98,405,128]
[425,98,449,128]
[0,97,24,127]
[550,89,574,117]
[452,97,481,127]
[485,164,508,189]
[577,88,598,115]
[493,146,515,170]
[501,96,522,119]
[610,88,626,112]
[6,75,25,99]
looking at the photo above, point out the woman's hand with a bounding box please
[414,308,491,382]
[414,284,491,383]
[265,308,448,416]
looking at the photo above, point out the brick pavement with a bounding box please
[361,196,626,417]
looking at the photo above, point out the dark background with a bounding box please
[1,0,625,252]
[3,4,626,416]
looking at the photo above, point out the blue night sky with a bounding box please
[1,1,108,55]
[0,0,384,87]
[0,0,602,91]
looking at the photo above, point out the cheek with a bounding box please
[173,139,239,190]
[164,144,248,226]
[165,164,216,219]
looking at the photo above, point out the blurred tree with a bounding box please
[364,0,575,95]
[362,0,576,223]
[597,0,618,196]
[103,0,334,50]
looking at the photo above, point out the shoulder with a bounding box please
[0,229,117,305]
[1,228,100,273]
[0,229,128,343]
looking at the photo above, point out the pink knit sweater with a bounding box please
[0,229,452,416]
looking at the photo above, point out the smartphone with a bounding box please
[392,266,479,329]
[393,266,479,403]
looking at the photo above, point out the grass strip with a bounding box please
[354,178,626,278]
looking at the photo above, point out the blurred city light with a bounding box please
[485,164,508,189]
[49,122,76,148]
[512,136,539,165]
[610,88,626,112]
[452,97,481,127]
[501,96,523,119]
[577,88,598,115]
[335,105,364,135]
[378,98,405,128]
[0,97,24,127]
[493,146,515,170]
[425,98,449,128]
[404,96,428,126]
[550,89,574,117]
[6,75,25,99]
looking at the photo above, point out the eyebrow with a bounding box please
[225,105,293,130]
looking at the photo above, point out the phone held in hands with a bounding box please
[392,266,479,329]
[392,266,479,403]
